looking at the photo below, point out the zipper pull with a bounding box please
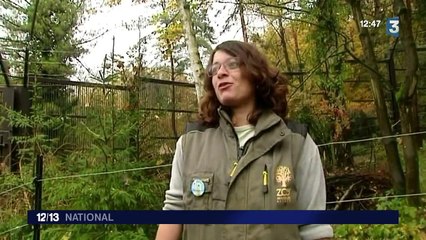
[230,162,238,177]
[263,165,268,193]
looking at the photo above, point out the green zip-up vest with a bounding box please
[181,109,307,240]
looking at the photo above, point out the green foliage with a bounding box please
[0,0,87,78]
[335,198,426,239]
[0,86,63,161]
[294,105,333,145]
[150,0,215,70]
[293,105,336,167]
[0,216,32,239]
[37,158,167,240]
[306,0,350,94]
[0,84,170,239]
[0,163,34,239]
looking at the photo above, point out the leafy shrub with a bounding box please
[335,198,426,239]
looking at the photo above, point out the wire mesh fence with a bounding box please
[31,77,198,152]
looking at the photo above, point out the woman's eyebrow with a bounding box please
[212,57,236,64]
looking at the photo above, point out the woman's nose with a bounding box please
[216,64,228,78]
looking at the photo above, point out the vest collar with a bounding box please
[217,107,284,137]
[216,107,293,187]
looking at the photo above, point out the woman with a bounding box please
[156,40,333,240]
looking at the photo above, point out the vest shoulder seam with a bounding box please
[285,120,308,138]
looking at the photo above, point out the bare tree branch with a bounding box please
[216,0,310,13]
[1,0,26,12]
[75,30,109,46]
[220,2,240,35]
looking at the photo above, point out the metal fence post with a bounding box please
[33,154,43,240]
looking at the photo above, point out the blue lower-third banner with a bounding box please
[27,210,399,224]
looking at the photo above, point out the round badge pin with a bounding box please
[191,179,205,197]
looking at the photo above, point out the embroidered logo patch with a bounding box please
[275,166,292,204]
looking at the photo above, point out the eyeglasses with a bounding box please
[207,57,241,77]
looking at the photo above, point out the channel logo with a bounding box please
[386,17,400,37]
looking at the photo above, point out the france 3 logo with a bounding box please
[386,17,400,37]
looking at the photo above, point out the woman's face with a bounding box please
[210,50,255,109]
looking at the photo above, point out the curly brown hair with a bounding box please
[199,40,289,126]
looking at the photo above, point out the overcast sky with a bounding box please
[0,0,263,81]
[76,0,247,80]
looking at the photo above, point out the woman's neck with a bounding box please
[231,103,255,127]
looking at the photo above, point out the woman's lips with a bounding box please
[218,82,232,90]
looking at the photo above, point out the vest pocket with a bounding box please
[184,172,214,210]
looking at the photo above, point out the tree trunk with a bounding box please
[168,39,178,140]
[278,18,292,72]
[177,0,205,104]
[394,0,421,205]
[348,0,405,193]
[238,0,248,42]
[291,27,304,85]
[373,0,383,20]
[0,52,11,86]
[388,55,401,132]
[411,92,422,149]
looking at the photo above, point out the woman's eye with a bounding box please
[211,65,220,73]
[227,62,239,69]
